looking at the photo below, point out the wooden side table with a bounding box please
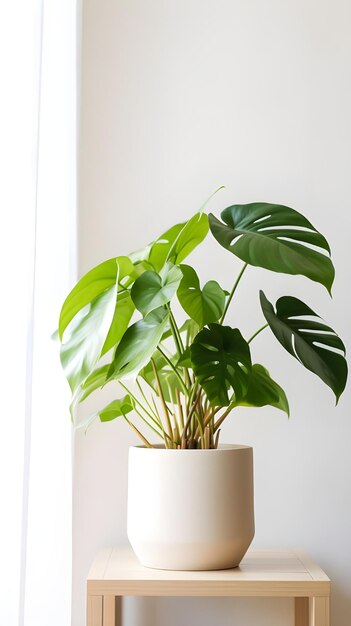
[87,546,330,626]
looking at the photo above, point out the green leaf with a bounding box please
[59,256,134,339]
[260,291,348,402]
[140,350,183,402]
[190,324,252,407]
[69,363,111,420]
[101,290,135,355]
[209,203,334,292]
[238,364,289,414]
[60,283,117,393]
[148,213,209,272]
[177,346,192,368]
[167,212,209,265]
[98,395,134,422]
[177,264,226,327]
[148,223,185,272]
[107,307,169,381]
[131,262,182,316]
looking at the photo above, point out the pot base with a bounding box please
[130,540,253,571]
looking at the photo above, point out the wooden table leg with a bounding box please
[309,597,330,626]
[103,596,122,626]
[295,598,309,626]
[87,595,103,626]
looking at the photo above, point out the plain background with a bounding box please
[74,1,351,624]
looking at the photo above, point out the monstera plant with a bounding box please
[58,202,347,449]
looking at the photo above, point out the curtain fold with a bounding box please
[0,2,77,624]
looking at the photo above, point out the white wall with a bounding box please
[74,1,351,624]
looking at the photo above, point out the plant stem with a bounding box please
[167,305,184,355]
[156,346,188,395]
[181,388,202,442]
[123,415,153,448]
[220,262,248,324]
[118,381,161,431]
[151,359,173,444]
[136,378,160,422]
[247,323,269,344]
[133,405,164,439]
[213,402,236,432]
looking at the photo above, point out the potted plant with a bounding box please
[58,201,347,570]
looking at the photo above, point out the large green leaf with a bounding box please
[148,223,185,272]
[101,290,135,355]
[260,291,347,402]
[190,324,252,406]
[237,364,289,414]
[98,395,134,422]
[209,203,334,292]
[177,264,226,327]
[131,263,182,317]
[107,307,169,381]
[148,212,209,270]
[59,256,134,339]
[60,283,117,393]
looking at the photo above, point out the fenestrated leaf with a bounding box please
[59,256,134,339]
[237,364,289,414]
[98,395,134,422]
[107,307,169,381]
[190,324,252,407]
[101,290,135,355]
[148,223,185,272]
[209,203,334,293]
[167,212,209,265]
[131,262,182,316]
[260,291,347,402]
[177,264,226,327]
[60,283,117,393]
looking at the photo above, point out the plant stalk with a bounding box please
[248,323,269,344]
[220,262,248,324]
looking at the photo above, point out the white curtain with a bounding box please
[0,1,77,624]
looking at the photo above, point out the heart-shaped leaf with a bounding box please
[209,203,334,292]
[107,307,169,381]
[60,283,117,393]
[131,262,182,316]
[190,324,252,406]
[260,291,347,402]
[237,364,289,414]
[59,256,134,339]
[177,264,226,327]
[98,395,134,422]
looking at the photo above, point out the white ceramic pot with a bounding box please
[127,444,254,570]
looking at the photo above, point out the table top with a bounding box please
[87,546,330,598]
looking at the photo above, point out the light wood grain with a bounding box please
[87,546,330,598]
[102,596,114,626]
[87,595,102,626]
[309,597,330,626]
[295,597,309,626]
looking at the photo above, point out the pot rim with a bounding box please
[129,443,252,452]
